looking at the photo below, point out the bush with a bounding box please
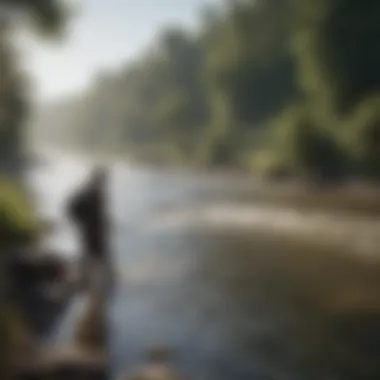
[268,105,347,182]
[0,180,40,247]
[0,307,35,378]
[346,96,380,179]
[248,149,294,180]
[0,180,39,375]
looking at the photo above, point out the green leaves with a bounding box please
[346,96,380,177]
[154,92,189,130]
[0,180,39,247]
[294,0,380,114]
[0,0,68,37]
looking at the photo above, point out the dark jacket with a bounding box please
[68,183,107,257]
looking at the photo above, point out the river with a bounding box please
[28,151,380,380]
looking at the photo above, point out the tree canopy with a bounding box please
[1,0,67,178]
[33,0,380,180]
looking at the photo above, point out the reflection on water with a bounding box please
[200,231,380,380]
[29,152,380,380]
[111,228,380,380]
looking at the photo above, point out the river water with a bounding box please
[28,151,380,380]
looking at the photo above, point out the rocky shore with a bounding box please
[16,346,107,380]
[10,248,73,336]
[9,247,107,380]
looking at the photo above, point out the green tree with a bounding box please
[294,0,380,115]
[0,0,67,179]
[269,105,346,182]
[29,0,380,180]
[347,96,380,178]
[202,0,298,162]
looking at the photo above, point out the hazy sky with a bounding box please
[24,0,220,102]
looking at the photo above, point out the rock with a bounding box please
[121,363,183,380]
[9,248,74,337]
[10,249,69,284]
[15,345,107,380]
[120,345,184,380]
[146,345,174,363]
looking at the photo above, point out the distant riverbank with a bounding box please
[35,146,380,218]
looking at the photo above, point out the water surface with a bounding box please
[29,152,380,380]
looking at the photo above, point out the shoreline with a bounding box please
[40,146,380,217]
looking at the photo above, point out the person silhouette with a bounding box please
[67,166,112,291]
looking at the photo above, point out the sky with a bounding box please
[23,0,221,102]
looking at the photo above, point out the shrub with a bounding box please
[346,96,380,179]
[268,105,347,182]
[0,180,40,247]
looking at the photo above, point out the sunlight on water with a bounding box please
[138,204,380,257]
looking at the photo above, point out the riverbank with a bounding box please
[16,345,107,380]
[250,181,380,217]
[10,247,109,380]
[31,146,380,224]
[69,147,380,217]
[10,247,73,336]
[1,185,107,380]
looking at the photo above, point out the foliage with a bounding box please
[0,180,40,246]
[0,0,67,36]
[32,0,380,181]
[346,96,380,178]
[0,180,39,377]
[294,0,380,114]
[0,2,66,378]
[0,0,68,178]
[268,105,348,181]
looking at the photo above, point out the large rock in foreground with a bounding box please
[15,345,107,380]
[9,248,75,337]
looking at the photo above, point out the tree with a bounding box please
[203,0,297,149]
[348,96,380,178]
[269,105,346,182]
[0,0,67,179]
[294,0,380,115]
[0,2,67,377]
[0,0,66,35]
[28,0,380,180]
